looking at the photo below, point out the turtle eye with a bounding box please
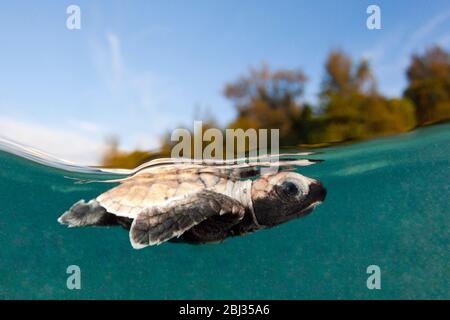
[280,181,299,197]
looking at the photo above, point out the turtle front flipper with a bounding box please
[129,190,246,249]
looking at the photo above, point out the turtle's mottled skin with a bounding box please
[58,161,326,249]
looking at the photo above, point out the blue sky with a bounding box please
[0,0,449,164]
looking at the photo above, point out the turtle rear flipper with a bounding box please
[58,199,118,227]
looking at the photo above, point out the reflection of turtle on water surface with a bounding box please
[58,156,327,249]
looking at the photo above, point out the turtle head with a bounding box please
[251,171,326,227]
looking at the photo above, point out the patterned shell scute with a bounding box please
[96,166,230,218]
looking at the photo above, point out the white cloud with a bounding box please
[90,31,124,91]
[88,31,185,149]
[106,32,123,86]
[362,10,450,97]
[437,33,450,48]
[69,119,104,134]
[0,116,106,165]
[132,133,161,151]
[408,10,450,48]
[365,10,450,66]
[362,29,404,62]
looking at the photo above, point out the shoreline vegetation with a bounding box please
[102,46,450,169]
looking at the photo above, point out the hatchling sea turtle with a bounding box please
[58,156,327,249]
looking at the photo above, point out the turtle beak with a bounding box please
[309,180,327,203]
[296,180,326,217]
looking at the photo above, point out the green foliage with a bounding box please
[404,46,450,125]
[319,50,416,142]
[101,137,156,169]
[226,64,306,146]
[226,50,418,146]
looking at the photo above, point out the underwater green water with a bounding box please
[0,124,449,299]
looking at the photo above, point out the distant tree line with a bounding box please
[102,46,450,168]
